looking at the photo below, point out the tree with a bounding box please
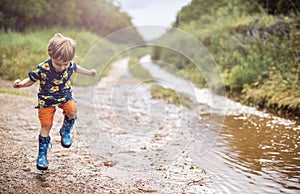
[254,0,300,15]
[0,0,47,31]
[0,0,144,42]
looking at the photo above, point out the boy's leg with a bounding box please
[37,135,52,170]
[37,107,55,170]
[58,101,77,148]
[40,126,52,137]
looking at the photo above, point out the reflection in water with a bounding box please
[224,115,300,192]
[202,114,300,193]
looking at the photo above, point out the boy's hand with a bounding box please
[13,78,34,88]
[89,69,97,77]
[13,79,22,88]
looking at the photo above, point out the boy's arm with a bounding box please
[75,65,97,77]
[13,78,35,88]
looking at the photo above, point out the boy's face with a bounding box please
[52,59,71,72]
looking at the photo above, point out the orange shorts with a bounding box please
[38,100,78,127]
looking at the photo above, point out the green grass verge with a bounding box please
[242,72,300,116]
[0,29,100,81]
[128,56,195,109]
[0,88,32,97]
[150,85,195,109]
[127,56,152,80]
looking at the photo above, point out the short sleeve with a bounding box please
[28,67,41,82]
[71,61,77,71]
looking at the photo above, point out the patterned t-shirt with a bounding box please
[28,59,77,108]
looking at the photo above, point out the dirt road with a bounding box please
[0,59,215,193]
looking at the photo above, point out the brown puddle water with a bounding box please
[197,113,300,193]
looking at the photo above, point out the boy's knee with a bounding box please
[67,111,77,119]
[41,120,53,127]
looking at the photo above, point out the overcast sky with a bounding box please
[118,0,192,40]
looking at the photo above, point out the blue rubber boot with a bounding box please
[60,116,75,148]
[37,135,51,170]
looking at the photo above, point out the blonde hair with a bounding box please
[47,33,76,62]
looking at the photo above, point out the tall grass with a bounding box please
[0,32,47,80]
[150,0,300,115]
[153,1,299,92]
[127,56,152,80]
[0,29,100,81]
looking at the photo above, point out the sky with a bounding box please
[118,0,192,40]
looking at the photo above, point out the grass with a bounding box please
[150,85,195,109]
[152,1,300,116]
[0,28,135,86]
[127,55,195,109]
[127,56,152,80]
[0,88,32,97]
[242,71,300,116]
[0,29,101,81]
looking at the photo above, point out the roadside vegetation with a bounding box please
[127,54,195,109]
[0,0,142,41]
[128,56,152,80]
[150,85,195,109]
[0,29,100,81]
[1,0,299,116]
[0,0,143,86]
[152,0,300,117]
[0,88,32,97]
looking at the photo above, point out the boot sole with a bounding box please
[61,142,71,148]
[60,131,72,148]
[37,165,48,171]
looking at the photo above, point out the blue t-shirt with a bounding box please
[28,59,77,108]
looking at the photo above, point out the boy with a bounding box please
[13,33,96,170]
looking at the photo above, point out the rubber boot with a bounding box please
[60,116,75,148]
[37,135,51,170]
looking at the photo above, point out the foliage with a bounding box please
[176,0,257,27]
[154,0,300,89]
[150,85,195,109]
[0,0,143,43]
[151,0,300,115]
[0,88,32,97]
[218,15,300,90]
[180,66,207,88]
[243,71,300,116]
[247,0,300,15]
[127,56,152,81]
[0,29,100,81]
[0,0,47,31]
[151,44,207,88]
